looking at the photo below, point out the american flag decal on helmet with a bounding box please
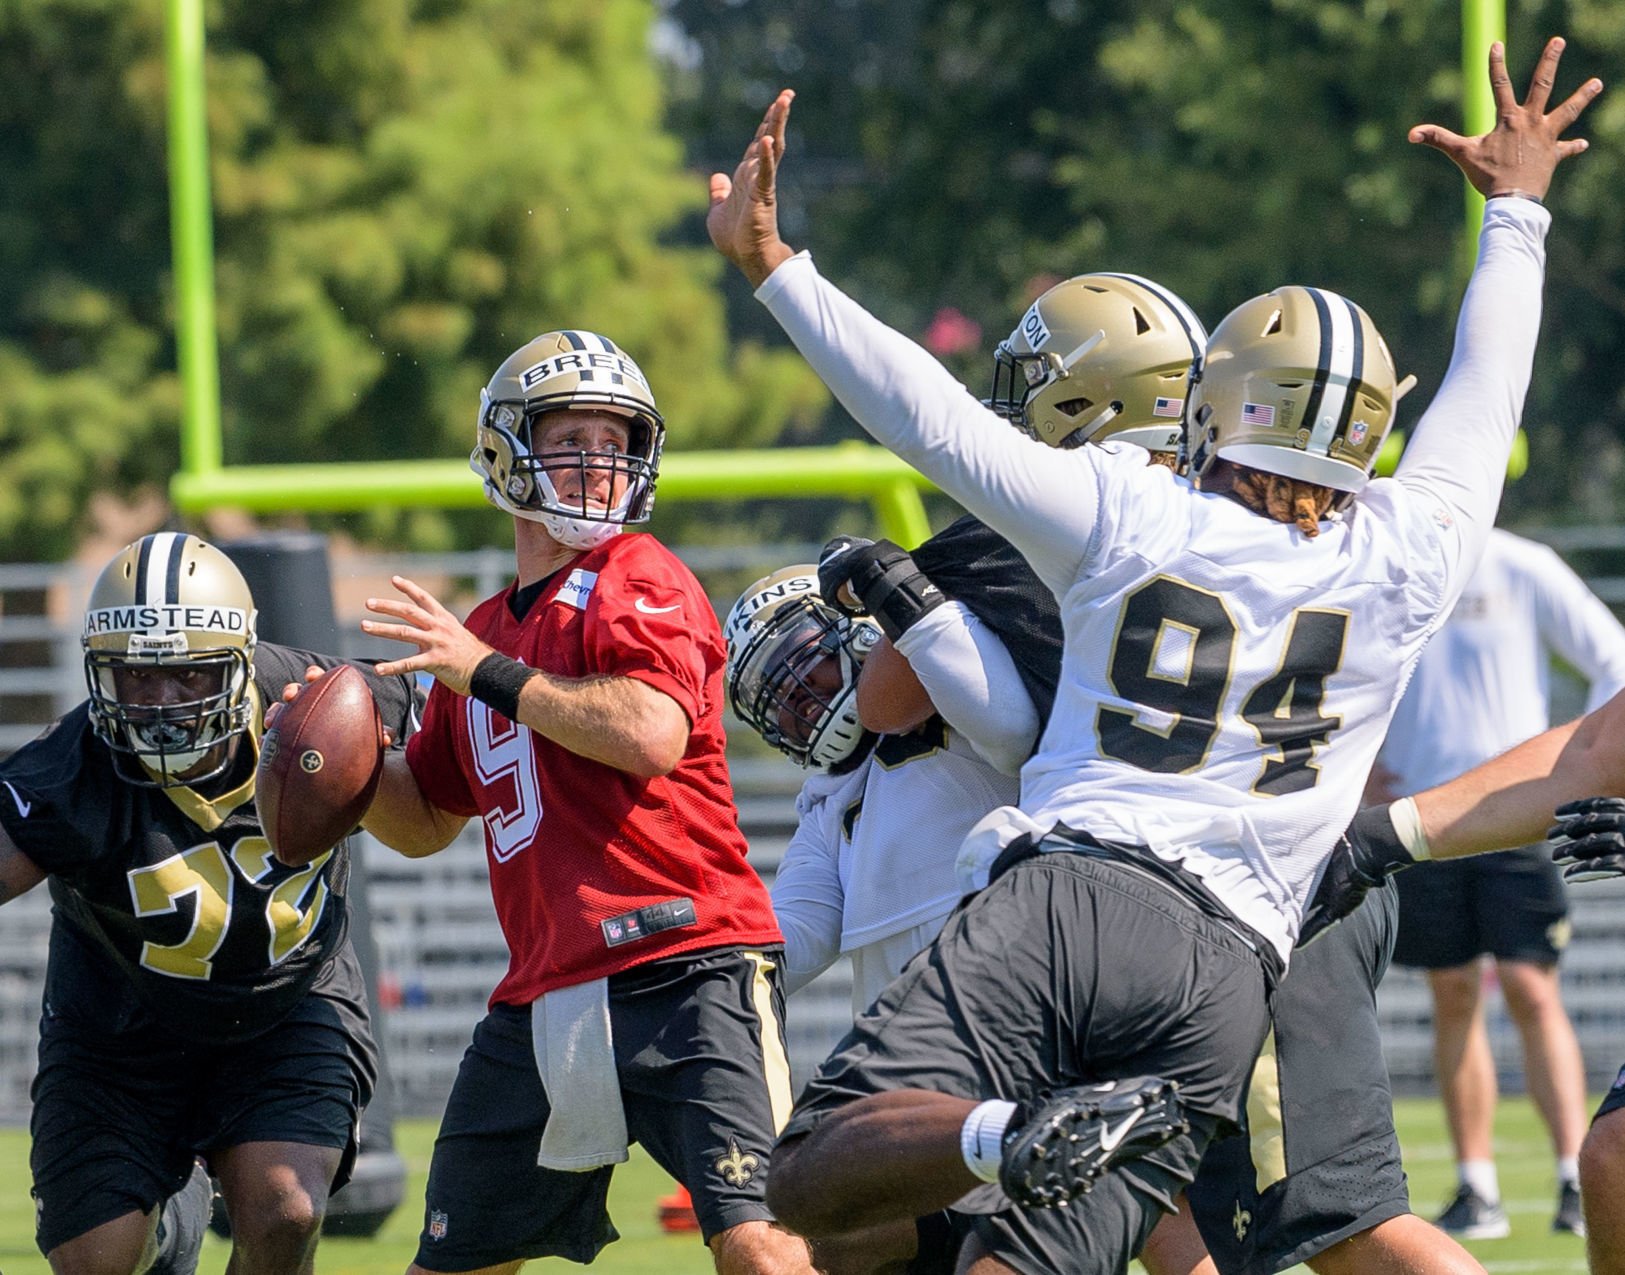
[1241,402,1276,427]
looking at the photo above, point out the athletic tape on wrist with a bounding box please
[1389,795,1432,862]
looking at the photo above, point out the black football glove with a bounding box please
[1549,797,1625,883]
[1297,803,1418,947]
[817,535,946,642]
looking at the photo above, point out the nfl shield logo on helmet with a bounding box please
[428,1210,449,1241]
[1348,419,1369,446]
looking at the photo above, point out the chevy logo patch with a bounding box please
[557,569,598,610]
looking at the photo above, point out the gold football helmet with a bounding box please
[989,273,1207,455]
[471,329,665,550]
[723,566,881,770]
[82,532,259,787]
[1184,286,1416,497]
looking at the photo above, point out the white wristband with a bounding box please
[959,1099,1018,1183]
[1390,796,1432,862]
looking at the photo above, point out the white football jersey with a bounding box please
[759,199,1551,962]
[1380,527,1625,794]
[771,724,1019,1011]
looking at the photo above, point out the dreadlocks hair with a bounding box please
[1146,450,1181,471]
[1199,460,1337,538]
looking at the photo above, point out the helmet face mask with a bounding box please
[82,533,258,788]
[472,330,665,551]
[988,273,1205,458]
[1183,286,1410,504]
[724,567,880,770]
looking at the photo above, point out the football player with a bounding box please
[0,532,419,1275]
[1372,526,1625,1239]
[848,274,1489,1275]
[724,564,1032,1010]
[723,565,1037,1274]
[357,333,816,1275]
[706,37,1598,1274]
[1303,688,1625,1272]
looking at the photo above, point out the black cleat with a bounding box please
[999,1077,1187,1209]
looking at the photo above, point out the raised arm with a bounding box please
[707,93,1102,593]
[1396,39,1601,583]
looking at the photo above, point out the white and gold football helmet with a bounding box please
[1184,286,1416,498]
[723,566,881,770]
[989,273,1207,455]
[82,532,259,787]
[472,329,665,550]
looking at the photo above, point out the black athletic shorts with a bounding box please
[30,946,376,1256]
[781,851,1272,1275]
[412,946,793,1271]
[1594,1063,1625,1122]
[1188,881,1405,1275]
[1391,844,1570,968]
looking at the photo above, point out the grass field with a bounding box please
[0,1098,1593,1274]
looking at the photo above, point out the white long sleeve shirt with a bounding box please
[1380,526,1625,794]
[769,600,1031,1010]
[757,199,1550,962]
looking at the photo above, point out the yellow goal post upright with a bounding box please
[162,0,1504,546]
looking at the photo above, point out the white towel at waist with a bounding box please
[531,978,629,1170]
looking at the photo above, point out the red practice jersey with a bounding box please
[406,534,782,1004]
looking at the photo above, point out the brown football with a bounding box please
[257,663,385,867]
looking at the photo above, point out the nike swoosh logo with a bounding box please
[1097,1110,1142,1154]
[3,782,31,819]
[634,599,681,615]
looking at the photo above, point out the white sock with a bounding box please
[1460,1159,1500,1203]
[960,1100,1019,1183]
[1559,1156,1580,1187]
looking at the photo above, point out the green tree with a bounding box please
[0,0,826,560]
[665,0,1625,527]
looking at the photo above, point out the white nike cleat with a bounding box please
[998,1076,1187,1209]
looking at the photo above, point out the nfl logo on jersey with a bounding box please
[428,1210,449,1241]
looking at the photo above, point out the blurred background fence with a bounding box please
[3,529,1625,1122]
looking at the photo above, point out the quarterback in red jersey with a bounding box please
[361,331,809,1275]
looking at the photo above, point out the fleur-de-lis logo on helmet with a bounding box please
[715,1138,760,1187]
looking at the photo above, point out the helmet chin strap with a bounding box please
[539,513,624,551]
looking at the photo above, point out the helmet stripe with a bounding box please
[1301,288,1358,459]
[1095,273,1208,358]
[135,532,184,608]
[134,533,157,605]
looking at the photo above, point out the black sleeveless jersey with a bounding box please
[911,514,1062,732]
[0,643,419,1043]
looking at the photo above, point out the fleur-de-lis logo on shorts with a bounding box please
[1233,1200,1252,1241]
[715,1138,760,1187]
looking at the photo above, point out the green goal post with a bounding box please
[163,0,1505,549]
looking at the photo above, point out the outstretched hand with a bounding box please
[708,89,797,288]
[1410,37,1602,201]
[362,576,493,696]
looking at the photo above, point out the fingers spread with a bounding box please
[1554,77,1604,129]
[1408,124,1464,152]
[1524,35,1565,113]
[1487,40,1515,111]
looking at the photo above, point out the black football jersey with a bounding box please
[0,644,419,1043]
[911,514,1062,731]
